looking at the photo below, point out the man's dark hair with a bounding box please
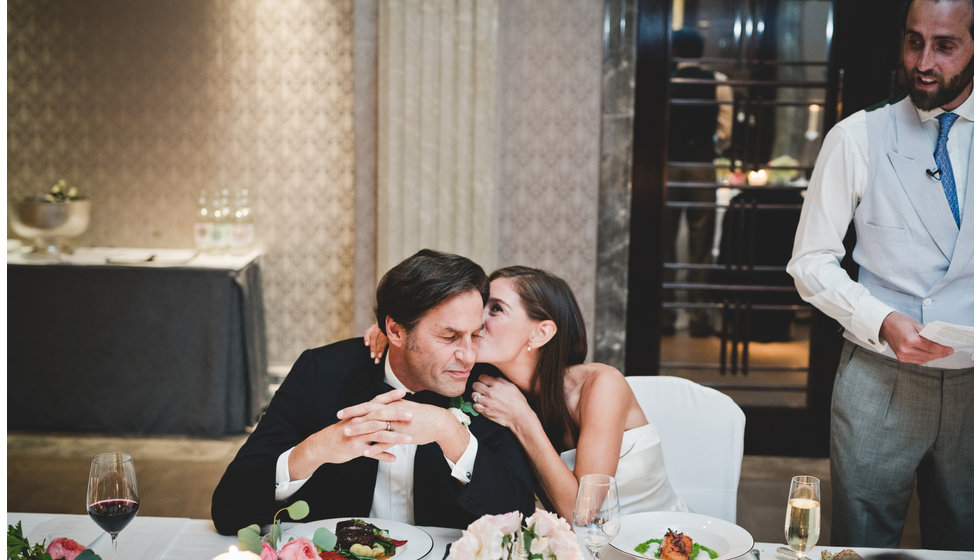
[375,249,488,335]
[672,27,705,58]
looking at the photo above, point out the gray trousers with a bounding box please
[830,341,973,549]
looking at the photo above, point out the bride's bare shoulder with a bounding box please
[571,363,630,391]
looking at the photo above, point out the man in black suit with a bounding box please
[211,250,536,535]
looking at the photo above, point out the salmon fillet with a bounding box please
[660,529,693,560]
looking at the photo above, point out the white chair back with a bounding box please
[625,375,745,522]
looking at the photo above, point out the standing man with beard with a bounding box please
[787,0,973,549]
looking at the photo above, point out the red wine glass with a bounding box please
[87,452,140,560]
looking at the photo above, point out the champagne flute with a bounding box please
[573,474,621,560]
[784,475,820,560]
[87,452,140,560]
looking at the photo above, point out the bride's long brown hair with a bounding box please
[489,266,588,452]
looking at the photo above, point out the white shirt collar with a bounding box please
[384,353,413,394]
[914,88,974,123]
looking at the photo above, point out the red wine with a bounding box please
[88,499,139,534]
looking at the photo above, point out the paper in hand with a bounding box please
[919,321,974,351]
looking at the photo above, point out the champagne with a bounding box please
[784,497,820,553]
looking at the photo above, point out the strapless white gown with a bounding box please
[560,423,689,514]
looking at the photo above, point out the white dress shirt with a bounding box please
[787,91,973,366]
[274,356,479,523]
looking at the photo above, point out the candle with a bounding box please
[747,169,768,186]
[212,545,262,560]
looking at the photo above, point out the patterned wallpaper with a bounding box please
[8,0,605,367]
[497,0,603,348]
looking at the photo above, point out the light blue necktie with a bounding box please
[934,112,960,228]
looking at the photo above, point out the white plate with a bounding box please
[282,517,434,560]
[609,511,754,560]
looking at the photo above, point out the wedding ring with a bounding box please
[386,421,392,431]
[472,392,482,404]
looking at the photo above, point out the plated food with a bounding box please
[610,512,753,560]
[330,519,407,559]
[633,528,718,560]
[281,518,433,560]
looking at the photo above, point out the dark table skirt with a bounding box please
[8,257,268,437]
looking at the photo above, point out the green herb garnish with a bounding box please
[633,535,719,559]
[635,538,663,554]
[690,543,719,559]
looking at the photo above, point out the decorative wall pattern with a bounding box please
[497,0,604,352]
[7,0,357,367]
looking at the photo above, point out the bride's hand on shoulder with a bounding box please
[472,375,534,430]
[363,323,389,364]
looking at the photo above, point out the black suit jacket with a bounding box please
[211,338,535,535]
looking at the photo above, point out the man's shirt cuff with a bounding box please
[275,447,310,501]
[444,431,478,483]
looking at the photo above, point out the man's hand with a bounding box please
[289,390,413,480]
[879,311,954,365]
[339,399,470,462]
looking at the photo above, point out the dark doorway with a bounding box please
[625,0,906,456]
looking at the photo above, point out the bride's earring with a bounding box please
[527,343,532,352]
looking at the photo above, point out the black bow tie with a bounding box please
[405,390,451,408]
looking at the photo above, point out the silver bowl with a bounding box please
[9,197,91,256]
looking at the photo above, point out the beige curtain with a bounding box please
[377,0,499,273]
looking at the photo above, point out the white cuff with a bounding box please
[850,295,896,352]
[275,447,310,501]
[444,431,478,484]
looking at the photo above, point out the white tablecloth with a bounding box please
[6,513,971,560]
[7,246,261,269]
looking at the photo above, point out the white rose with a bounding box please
[449,407,472,427]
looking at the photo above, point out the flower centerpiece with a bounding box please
[235,500,338,560]
[449,509,584,560]
[7,522,101,560]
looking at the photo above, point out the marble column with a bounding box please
[593,0,636,371]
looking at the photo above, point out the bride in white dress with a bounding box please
[467,266,687,520]
[366,265,687,521]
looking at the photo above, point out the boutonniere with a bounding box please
[449,396,480,427]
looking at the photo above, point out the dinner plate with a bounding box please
[281,517,434,560]
[609,511,754,560]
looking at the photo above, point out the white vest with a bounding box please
[855,96,973,328]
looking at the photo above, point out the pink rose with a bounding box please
[277,537,319,560]
[448,531,483,560]
[526,508,571,538]
[45,538,87,560]
[549,537,586,560]
[260,541,278,560]
[485,510,523,535]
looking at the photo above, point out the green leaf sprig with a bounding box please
[237,500,316,554]
[449,396,479,417]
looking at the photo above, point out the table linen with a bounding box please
[6,513,971,560]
